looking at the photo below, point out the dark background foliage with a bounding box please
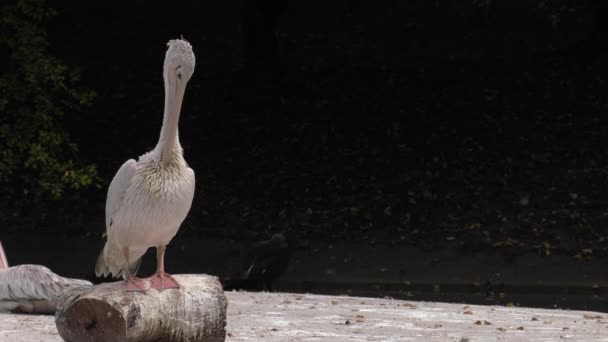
[0,0,97,201]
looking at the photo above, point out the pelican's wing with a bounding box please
[105,159,137,230]
[0,241,8,270]
[0,265,92,302]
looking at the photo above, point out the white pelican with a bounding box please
[0,241,92,314]
[95,39,196,292]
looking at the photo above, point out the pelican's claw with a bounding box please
[124,276,147,292]
[148,272,180,291]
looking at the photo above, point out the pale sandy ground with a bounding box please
[2,291,607,342]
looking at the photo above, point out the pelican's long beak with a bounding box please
[0,241,8,269]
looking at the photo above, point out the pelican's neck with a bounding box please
[157,70,184,165]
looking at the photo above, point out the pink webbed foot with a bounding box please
[124,276,148,292]
[148,272,180,291]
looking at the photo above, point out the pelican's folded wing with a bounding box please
[105,159,137,230]
[0,265,91,302]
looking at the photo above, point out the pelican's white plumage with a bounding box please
[0,265,92,313]
[0,241,92,313]
[0,241,7,270]
[95,39,196,291]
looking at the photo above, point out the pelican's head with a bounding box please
[164,39,196,85]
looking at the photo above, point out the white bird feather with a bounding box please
[0,241,7,270]
[0,241,92,313]
[0,264,92,312]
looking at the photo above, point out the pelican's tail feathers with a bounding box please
[94,245,110,278]
[95,246,110,278]
[95,243,144,279]
[129,256,142,278]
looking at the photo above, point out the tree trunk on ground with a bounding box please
[55,274,227,342]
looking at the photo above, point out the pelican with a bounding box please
[0,241,92,314]
[95,39,196,292]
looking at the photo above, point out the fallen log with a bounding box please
[55,274,227,342]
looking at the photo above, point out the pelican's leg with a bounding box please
[123,247,147,292]
[147,245,180,291]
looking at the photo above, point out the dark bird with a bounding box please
[226,233,293,292]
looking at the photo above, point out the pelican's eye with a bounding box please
[176,65,182,80]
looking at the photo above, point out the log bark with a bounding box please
[55,274,227,342]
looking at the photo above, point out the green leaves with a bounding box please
[0,0,98,199]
